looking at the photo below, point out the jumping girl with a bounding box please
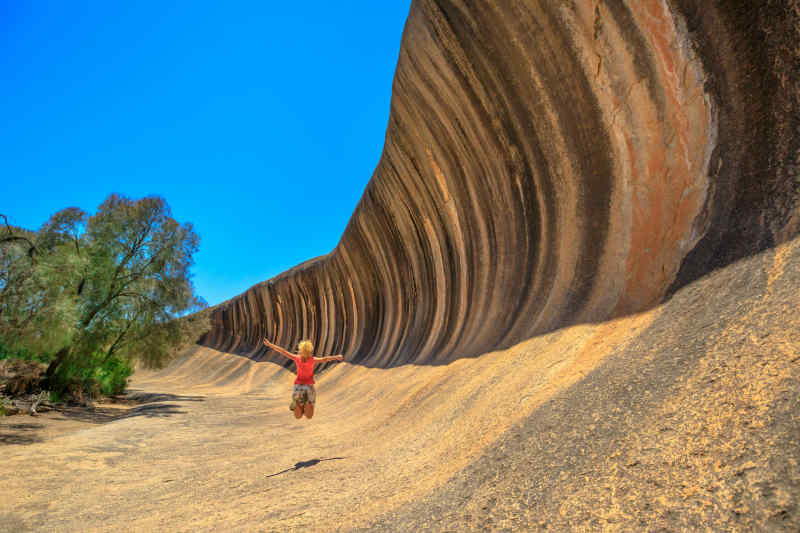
[262,338,344,419]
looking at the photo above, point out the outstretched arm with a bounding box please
[263,338,296,361]
[313,355,344,363]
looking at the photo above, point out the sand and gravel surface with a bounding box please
[1,238,798,532]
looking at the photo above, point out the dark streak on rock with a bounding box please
[199,0,798,373]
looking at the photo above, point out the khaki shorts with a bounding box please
[290,384,316,410]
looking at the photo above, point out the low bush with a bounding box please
[1,339,132,400]
[48,351,132,399]
[94,354,133,396]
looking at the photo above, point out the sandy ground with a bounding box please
[0,314,658,532]
[0,238,798,532]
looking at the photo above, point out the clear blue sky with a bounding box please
[1,1,411,306]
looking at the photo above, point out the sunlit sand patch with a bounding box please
[551,238,800,529]
[316,309,661,528]
[0,308,659,532]
[142,307,660,529]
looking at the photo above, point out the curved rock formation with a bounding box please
[202,0,799,367]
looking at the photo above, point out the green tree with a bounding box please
[0,211,83,356]
[1,194,207,396]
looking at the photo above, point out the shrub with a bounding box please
[47,351,132,399]
[94,355,133,396]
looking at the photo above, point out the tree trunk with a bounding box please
[103,316,137,364]
[44,346,71,388]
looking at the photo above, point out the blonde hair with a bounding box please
[297,340,314,359]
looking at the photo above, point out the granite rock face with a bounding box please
[201,0,799,366]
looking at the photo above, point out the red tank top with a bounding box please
[294,356,316,385]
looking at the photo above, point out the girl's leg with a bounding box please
[293,403,304,419]
[303,403,314,419]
